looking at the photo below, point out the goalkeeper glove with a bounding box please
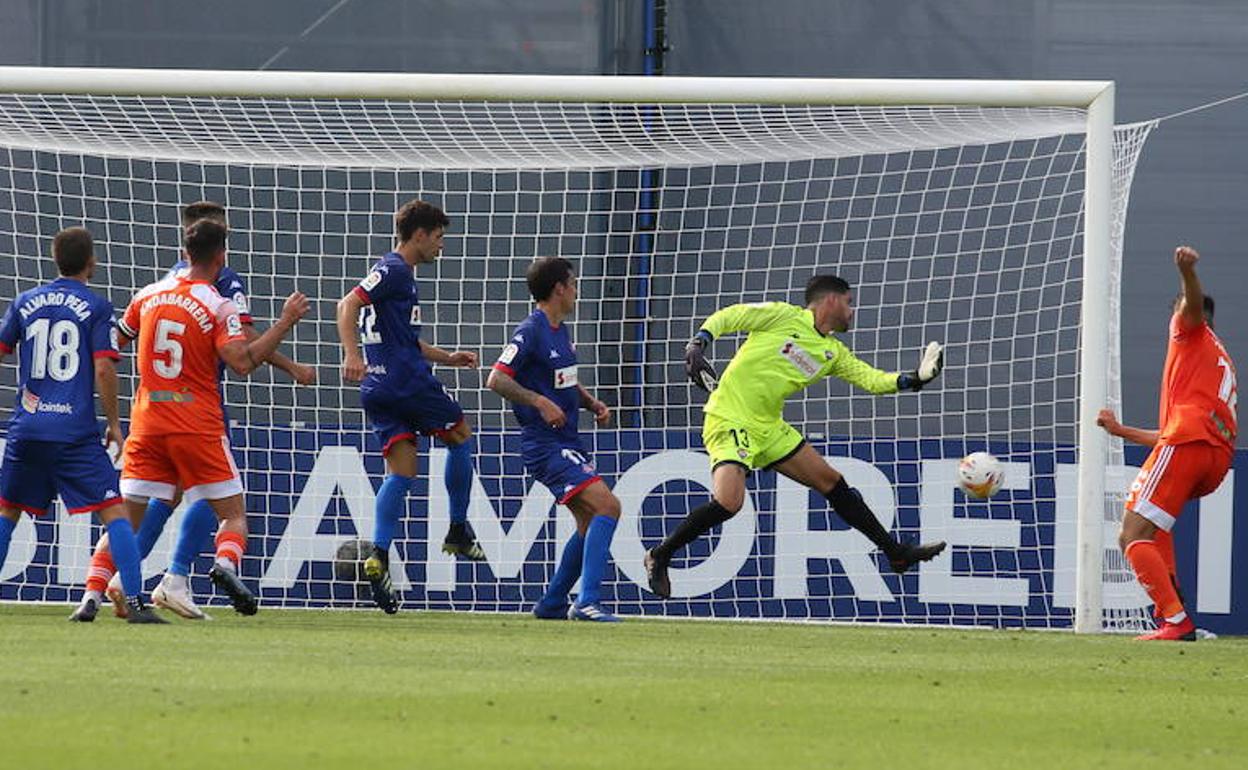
[897,341,944,392]
[685,330,718,393]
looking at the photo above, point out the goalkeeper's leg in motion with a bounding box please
[645,432,945,599]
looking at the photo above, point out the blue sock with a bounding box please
[373,475,410,551]
[106,517,143,598]
[135,498,174,559]
[445,438,475,525]
[578,515,618,607]
[170,500,218,577]
[539,531,584,609]
[0,516,16,567]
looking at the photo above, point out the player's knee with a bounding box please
[598,493,621,520]
[715,493,744,517]
[1118,512,1156,552]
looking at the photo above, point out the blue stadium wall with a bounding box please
[2,429,1243,635]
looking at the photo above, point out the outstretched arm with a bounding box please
[219,293,308,376]
[241,322,316,385]
[1175,245,1205,329]
[420,340,477,368]
[1096,408,1158,447]
[685,303,798,394]
[700,302,794,339]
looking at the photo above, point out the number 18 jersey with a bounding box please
[0,277,120,443]
[118,276,246,437]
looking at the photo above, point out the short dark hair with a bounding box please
[805,275,851,305]
[184,218,228,266]
[1174,292,1215,320]
[181,200,227,229]
[395,199,450,242]
[527,257,575,302]
[52,227,94,276]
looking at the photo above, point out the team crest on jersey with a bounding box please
[21,387,39,414]
[109,326,120,351]
[410,306,421,325]
[780,340,820,378]
[360,270,383,292]
[498,343,519,365]
[737,448,749,460]
[232,291,249,315]
[226,314,243,337]
[824,348,835,361]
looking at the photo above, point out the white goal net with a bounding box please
[0,71,1154,630]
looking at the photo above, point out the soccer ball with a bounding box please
[957,452,1005,499]
[334,539,372,583]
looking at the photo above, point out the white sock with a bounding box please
[163,572,189,590]
[1165,611,1188,624]
[214,556,236,573]
[84,589,102,603]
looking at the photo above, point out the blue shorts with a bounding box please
[361,377,465,456]
[522,437,601,505]
[0,437,123,516]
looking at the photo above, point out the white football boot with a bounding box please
[105,572,128,619]
[152,573,208,620]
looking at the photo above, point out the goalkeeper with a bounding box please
[645,275,947,598]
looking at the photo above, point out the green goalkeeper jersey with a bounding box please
[700,302,899,428]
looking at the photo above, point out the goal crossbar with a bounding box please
[0,66,1110,107]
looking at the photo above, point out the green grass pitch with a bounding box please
[1,604,1244,769]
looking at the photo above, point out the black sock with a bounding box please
[825,478,900,558]
[653,499,735,561]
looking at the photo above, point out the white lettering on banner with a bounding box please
[612,450,756,598]
[260,446,411,591]
[1,442,1236,617]
[774,456,896,601]
[1196,469,1234,614]
[1052,465,1150,610]
[918,459,1032,607]
[425,447,557,590]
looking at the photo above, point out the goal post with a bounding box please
[0,67,1147,632]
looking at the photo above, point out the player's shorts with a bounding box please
[361,377,465,455]
[0,437,123,516]
[702,413,806,472]
[1125,441,1233,532]
[522,436,601,505]
[120,432,243,504]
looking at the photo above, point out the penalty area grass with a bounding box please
[0,604,1244,769]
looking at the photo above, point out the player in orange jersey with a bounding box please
[1097,245,1236,641]
[115,218,307,615]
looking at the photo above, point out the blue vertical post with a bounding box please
[634,0,663,426]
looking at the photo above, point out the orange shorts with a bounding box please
[1125,441,1232,531]
[120,432,244,503]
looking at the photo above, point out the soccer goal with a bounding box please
[0,67,1153,632]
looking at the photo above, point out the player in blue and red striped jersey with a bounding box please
[487,257,622,622]
[0,227,163,623]
[336,199,484,614]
